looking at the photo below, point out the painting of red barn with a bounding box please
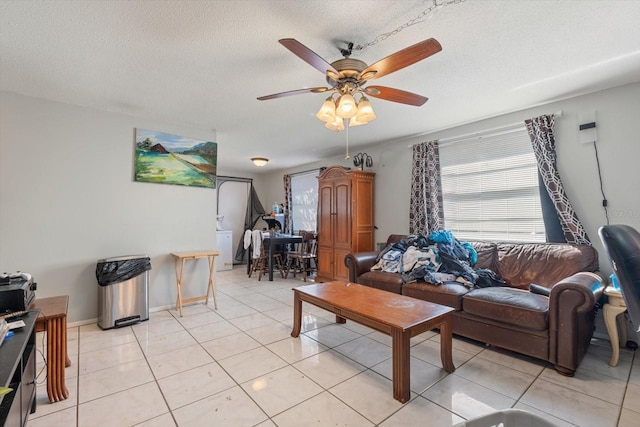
[134,129,217,188]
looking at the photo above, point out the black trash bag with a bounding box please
[96,257,151,286]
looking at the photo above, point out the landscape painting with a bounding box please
[134,129,217,189]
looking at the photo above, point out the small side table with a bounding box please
[603,286,627,367]
[29,295,70,403]
[170,251,220,316]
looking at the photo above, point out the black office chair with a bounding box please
[599,224,640,341]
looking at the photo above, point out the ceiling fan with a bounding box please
[257,38,442,130]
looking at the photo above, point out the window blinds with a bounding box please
[291,170,320,232]
[439,127,545,242]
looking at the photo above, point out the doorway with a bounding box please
[217,179,250,265]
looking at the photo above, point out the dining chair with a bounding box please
[599,224,640,341]
[248,231,285,281]
[284,231,317,281]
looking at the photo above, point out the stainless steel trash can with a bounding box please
[95,255,151,330]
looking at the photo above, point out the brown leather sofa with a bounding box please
[345,234,603,376]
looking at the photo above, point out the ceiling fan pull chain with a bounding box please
[354,0,466,52]
[345,123,350,160]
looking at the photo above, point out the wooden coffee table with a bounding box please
[291,281,455,403]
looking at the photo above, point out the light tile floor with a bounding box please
[27,266,640,426]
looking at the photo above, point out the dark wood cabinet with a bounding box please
[0,311,38,427]
[316,166,375,282]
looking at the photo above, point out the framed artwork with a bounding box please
[134,129,217,189]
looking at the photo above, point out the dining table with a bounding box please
[247,233,303,281]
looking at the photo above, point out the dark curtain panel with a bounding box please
[537,171,566,243]
[409,140,444,235]
[234,184,266,262]
[283,174,292,234]
[525,114,591,245]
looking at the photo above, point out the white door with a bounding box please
[218,180,250,264]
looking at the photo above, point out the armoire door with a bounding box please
[333,179,351,252]
[316,180,335,281]
[332,178,351,281]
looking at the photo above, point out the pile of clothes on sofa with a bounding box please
[371,230,505,288]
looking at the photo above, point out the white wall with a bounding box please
[260,83,640,278]
[0,93,218,322]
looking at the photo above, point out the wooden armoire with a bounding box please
[316,166,375,282]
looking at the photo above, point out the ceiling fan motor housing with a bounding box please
[327,58,368,86]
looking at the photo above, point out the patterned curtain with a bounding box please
[283,174,292,234]
[525,114,591,245]
[409,140,444,235]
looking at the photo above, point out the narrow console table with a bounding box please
[170,251,220,316]
[29,296,70,403]
[0,311,38,426]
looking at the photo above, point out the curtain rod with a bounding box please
[408,110,563,148]
[288,167,325,178]
[216,175,253,183]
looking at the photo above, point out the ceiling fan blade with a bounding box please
[279,38,339,75]
[360,38,442,81]
[364,86,428,106]
[257,87,329,101]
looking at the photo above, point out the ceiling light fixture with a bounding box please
[316,91,376,131]
[260,2,467,133]
[251,157,269,167]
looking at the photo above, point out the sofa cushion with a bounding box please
[462,287,549,331]
[470,241,498,270]
[357,271,403,294]
[495,242,599,289]
[402,281,470,310]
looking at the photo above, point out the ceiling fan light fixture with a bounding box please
[315,97,336,122]
[349,116,366,127]
[356,96,376,123]
[259,37,442,132]
[335,94,357,118]
[325,116,345,131]
[251,157,269,167]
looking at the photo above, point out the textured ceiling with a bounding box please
[2,0,639,173]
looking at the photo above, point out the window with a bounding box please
[290,170,320,232]
[439,127,545,242]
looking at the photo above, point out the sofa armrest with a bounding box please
[345,252,379,283]
[548,272,604,374]
[549,272,604,314]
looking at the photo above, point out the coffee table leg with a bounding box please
[291,292,302,337]
[336,315,346,324]
[391,328,411,403]
[440,315,455,373]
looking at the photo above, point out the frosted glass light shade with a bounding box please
[349,116,366,127]
[315,97,336,122]
[335,94,357,118]
[251,157,269,167]
[325,116,345,131]
[356,97,376,123]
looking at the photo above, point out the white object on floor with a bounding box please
[216,230,233,271]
